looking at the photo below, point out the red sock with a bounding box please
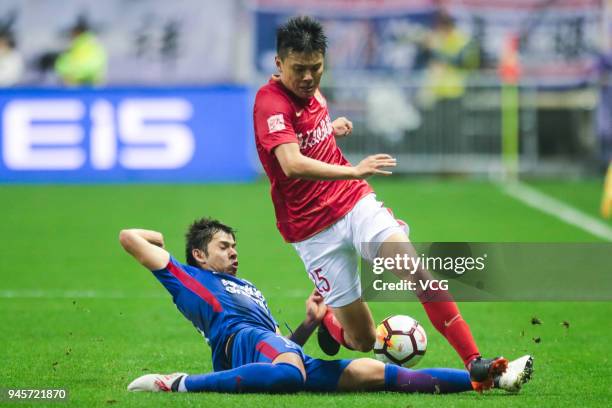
[322,310,353,350]
[419,295,480,367]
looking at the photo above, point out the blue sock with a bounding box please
[184,362,304,393]
[384,364,472,394]
[419,368,473,393]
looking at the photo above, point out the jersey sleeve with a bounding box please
[151,255,184,300]
[254,89,299,153]
[151,256,224,313]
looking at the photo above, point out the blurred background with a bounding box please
[0,0,610,181]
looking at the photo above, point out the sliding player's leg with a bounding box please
[133,358,472,394]
[127,357,304,393]
[128,328,307,393]
[333,357,533,394]
[180,353,304,393]
[335,358,473,394]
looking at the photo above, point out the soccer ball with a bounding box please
[373,315,427,367]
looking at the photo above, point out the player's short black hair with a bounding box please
[185,217,236,267]
[276,16,327,59]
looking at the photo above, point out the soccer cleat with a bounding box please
[127,372,187,392]
[468,356,509,393]
[317,323,340,356]
[495,355,534,393]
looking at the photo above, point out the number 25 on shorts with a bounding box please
[308,268,330,294]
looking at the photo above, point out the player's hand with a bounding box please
[353,154,397,178]
[332,117,353,138]
[305,289,327,325]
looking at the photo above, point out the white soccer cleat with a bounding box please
[127,372,187,392]
[495,355,534,393]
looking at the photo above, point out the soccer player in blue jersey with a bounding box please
[119,218,532,394]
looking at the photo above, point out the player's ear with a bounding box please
[275,55,282,72]
[192,248,207,266]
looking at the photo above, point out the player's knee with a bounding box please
[353,339,375,352]
[349,330,376,352]
[338,358,386,391]
[268,363,305,392]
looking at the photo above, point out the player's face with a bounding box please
[202,231,238,275]
[276,51,324,99]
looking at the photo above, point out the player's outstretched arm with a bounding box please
[275,143,397,180]
[118,229,170,271]
[288,289,327,346]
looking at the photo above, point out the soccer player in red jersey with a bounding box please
[253,16,527,391]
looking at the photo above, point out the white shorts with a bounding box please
[292,193,409,308]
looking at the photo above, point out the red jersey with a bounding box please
[254,76,372,242]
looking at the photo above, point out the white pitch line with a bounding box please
[502,181,612,242]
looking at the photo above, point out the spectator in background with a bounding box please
[417,11,479,154]
[55,16,107,86]
[420,11,479,104]
[0,29,23,86]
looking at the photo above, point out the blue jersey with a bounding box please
[152,256,278,371]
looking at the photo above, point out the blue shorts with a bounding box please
[229,327,351,392]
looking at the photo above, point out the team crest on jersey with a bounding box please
[267,114,286,133]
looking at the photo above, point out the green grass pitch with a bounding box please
[1,178,611,407]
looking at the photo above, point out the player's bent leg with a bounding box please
[182,359,304,393]
[293,217,373,354]
[128,342,306,393]
[180,327,309,393]
[272,351,307,382]
[329,298,376,352]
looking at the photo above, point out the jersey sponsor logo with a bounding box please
[296,115,333,150]
[267,114,286,133]
[222,279,268,311]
